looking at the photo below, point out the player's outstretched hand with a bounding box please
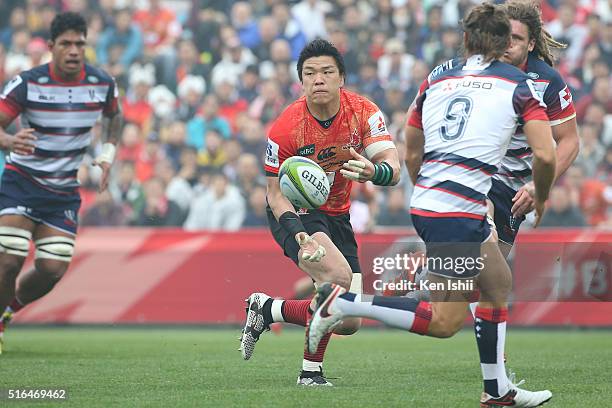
[93,160,111,193]
[340,147,374,183]
[533,200,546,228]
[511,181,535,217]
[295,232,326,262]
[7,128,36,155]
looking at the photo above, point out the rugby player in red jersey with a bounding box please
[240,39,400,386]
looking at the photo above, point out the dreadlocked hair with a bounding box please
[504,0,567,66]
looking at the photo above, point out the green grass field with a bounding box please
[0,327,610,407]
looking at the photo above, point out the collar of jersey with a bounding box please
[48,62,86,85]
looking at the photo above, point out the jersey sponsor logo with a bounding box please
[1,75,22,99]
[428,59,454,82]
[64,209,77,224]
[531,81,549,100]
[37,76,50,84]
[87,75,99,84]
[368,110,389,138]
[265,138,280,168]
[526,79,546,108]
[317,147,336,161]
[559,86,572,110]
[342,128,361,150]
[527,72,539,80]
[298,144,315,156]
[38,94,56,101]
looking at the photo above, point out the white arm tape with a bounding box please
[364,140,395,160]
[96,143,116,164]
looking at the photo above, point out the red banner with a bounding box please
[13,228,612,326]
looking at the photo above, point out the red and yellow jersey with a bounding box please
[265,88,395,215]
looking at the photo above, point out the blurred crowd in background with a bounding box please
[0,0,610,231]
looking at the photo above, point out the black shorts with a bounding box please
[267,207,361,273]
[411,213,490,279]
[488,179,525,245]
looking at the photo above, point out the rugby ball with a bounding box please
[279,156,330,209]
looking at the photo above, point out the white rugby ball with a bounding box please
[278,156,330,209]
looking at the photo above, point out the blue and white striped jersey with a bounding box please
[0,63,119,194]
[407,55,548,220]
[493,53,576,192]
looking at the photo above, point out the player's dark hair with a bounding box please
[503,0,567,67]
[297,39,345,82]
[50,12,87,42]
[461,3,511,61]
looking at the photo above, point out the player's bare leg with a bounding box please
[15,223,74,305]
[0,215,35,353]
[240,231,360,385]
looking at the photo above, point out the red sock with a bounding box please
[9,298,24,312]
[303,332,331,366]
[303,308,331,368]
[281,299,311,327]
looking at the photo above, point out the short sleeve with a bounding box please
[361,100,395,159]
[0,74,27,121]
[513,79,548,124]
[407,80,429,130]
[264,119,295,176]
[542,73,576,126]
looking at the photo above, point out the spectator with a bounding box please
[252,16,279,62]
[377,38,415,91]
[357,62,385,107]
[574,123,605,177]
[238,117,267,160]
[96,7,143,77]
[117,123,144,163]
[162,121,188,172]
[122,64,155,131]
[197,129,227,169]
[132,0,181,55]
[177,147,200,187]
[418,5,444,65]
[184,171,246,231]
[574,77,611,121]
[248,79,285,124]
[242,184,267,227]
[154,158,193,216]
[110,160,145,222]
[132,177,184,227]
[81,190,128,227]
[165,39,209,94]
[135,132,165,182]
[237,65,259,103]
[186,94,231,151]
[546,3,589,71]
[235,153,264,198]
[540,185,587,227]
[231,2,259,50]
[291,0,331,42]
[210,36,256,88]
[377,189,413,227]
[0,7,26,49]
[176,74,207,122]
[271,3,307,61]
[214,80,249,133]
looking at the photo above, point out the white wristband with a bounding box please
[96,143,116,164]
